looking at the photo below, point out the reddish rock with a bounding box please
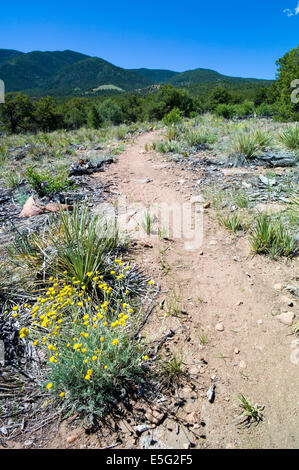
[277,312,295,326]
[45,203,73,213]
[66,434,79,444]
[19,196,45,218]
[145,406,167,425]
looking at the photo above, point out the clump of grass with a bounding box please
[218,213,243,232]
[165,123,187,142]
[161,353,184,384]
[166,288,181,316]
[185,129,217,147]
[278,125,299,150]
[236,394,264,427]
[160,255,171,275]
[155,140,181,154]
[4,171,22,190]
[250,213,296,258]
[203,186,250,210]
[0,148,8,168]
[286,196,299,228]
[112,124,129,141]
[142,211,154,235]
[199,330,208,345]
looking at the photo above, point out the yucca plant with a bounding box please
[231,132,260,159]
[9,205,121,284]
[253,129,273,149]
[278,125,299,150]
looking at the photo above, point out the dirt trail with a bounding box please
[5,130,297,450]
[95,130,298,449]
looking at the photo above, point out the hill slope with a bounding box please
[131,68,179,84]
[0,48,273,97]
[167,68,272,87]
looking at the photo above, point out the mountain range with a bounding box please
[0,49,272,97]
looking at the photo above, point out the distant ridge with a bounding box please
[0,48,273,97]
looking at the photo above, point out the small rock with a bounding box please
[203,202,211,209]
[276,312,295,326]
[257,320,263,325]
[145,406,167,425]
[45,203,72,213]
[207,384,216,403]
[234,348,240,355]
[215,323,224,332]
[0,426,8,436]
[134,425,153,435]
[66,434,79,444]
[274,283,284,291]
[285,285,299,297]
[23,440,34,448]
[239,361,246,369]
[259,174,277,186]
[136,178,152,184]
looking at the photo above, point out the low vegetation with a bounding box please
[2,205,156,427]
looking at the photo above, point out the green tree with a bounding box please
[33,97,63,131]
[0,92,34,133]
[275,46,299,121]
[98,99,124,124]
[61,98,87,129]
[146,85,198,120]
[208,86,233,110]
[87,105,102,128]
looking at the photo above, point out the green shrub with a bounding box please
[163,108,183,125]
[215,104,236,119]
[234,100,255,117]
[25,167,74,197]
[256,103,276,117]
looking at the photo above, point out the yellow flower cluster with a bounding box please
[12,261,151,397]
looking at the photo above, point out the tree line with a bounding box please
[0,46,297,134]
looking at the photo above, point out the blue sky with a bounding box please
[0,0,298,79]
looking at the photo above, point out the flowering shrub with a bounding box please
[9,265,154,418]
